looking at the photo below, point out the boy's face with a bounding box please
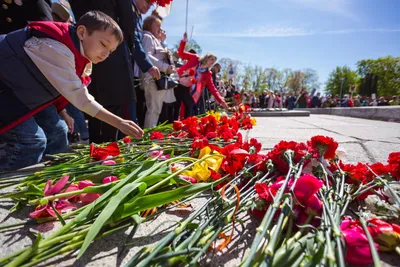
[77,26,120,64]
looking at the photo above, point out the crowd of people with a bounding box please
[233,88,399,110]
[0,0,230,171]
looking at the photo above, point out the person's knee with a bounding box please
[45,120,68,154]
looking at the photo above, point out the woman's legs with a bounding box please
[144,82,166,128]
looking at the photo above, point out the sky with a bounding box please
[149,0,400,89]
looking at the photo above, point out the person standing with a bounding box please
[132,0,161,128]
[0,0,52,34]
[176,32,229,118]
[140,16,175,128]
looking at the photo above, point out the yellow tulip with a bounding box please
[199,146,223,172]
[206,110,221,122]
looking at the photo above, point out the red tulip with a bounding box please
[123,137,131,144]
[90,142,120,161]
[367,218,400,251]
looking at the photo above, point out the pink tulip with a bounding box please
[102,160,116,165]
[102,176,119,184]
[340,218,378,266]
[62,184,80,201]
[43,175,70,196]
[149,150,170,160]
[293,174,323,206]
[77,180,95,189]
[80,193,101,204]
[30,200,75,220]
[77,180,100,204]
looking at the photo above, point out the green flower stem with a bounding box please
[320,193,345,267]
[241,157,296,267]
[189,225,223,265]
[28,189,85,206]
[262,202,290,265]
[358,216,382,267]
[322,210,336,267]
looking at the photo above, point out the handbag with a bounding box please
[156,73,179,90]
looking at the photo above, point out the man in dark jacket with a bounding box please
[310,92,322,108]
[69,0,153,142]
[0,0,52,34]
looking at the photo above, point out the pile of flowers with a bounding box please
[0,107,399,266]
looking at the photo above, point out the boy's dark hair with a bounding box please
[76,11,123,44]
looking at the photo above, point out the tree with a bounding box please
[172,38,202,54]
[218,57,241,81]
[356,56,400,96]
[325,66,358,96]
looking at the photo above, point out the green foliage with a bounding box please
[325,66,358,96]
[357,56,400,96]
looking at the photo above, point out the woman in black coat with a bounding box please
[69,0,136,143]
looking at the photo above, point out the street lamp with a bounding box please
[339,77,345,106]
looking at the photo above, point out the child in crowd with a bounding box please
[0,11,143,171]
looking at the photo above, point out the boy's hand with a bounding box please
[59,109,74,133]
[183,32,188,42]
[148,66,161,80]
[117,120,144,139]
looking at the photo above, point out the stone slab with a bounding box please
[301,106,400,122]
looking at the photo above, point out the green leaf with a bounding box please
[51,203,66,226]
[82,182,115,194]
[77,182,147,258]
[76,170,113,183]
[112,182,214,221]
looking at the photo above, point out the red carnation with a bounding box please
[307,135,338,159]
[388,152,400,180]
[190,77,197,85]
[188,68,195,76]
[173,121,183,131]
[150,131,164,140]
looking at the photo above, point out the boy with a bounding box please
[0,11,144,171]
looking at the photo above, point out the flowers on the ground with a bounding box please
[90,142,120,161]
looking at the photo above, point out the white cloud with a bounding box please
[283,0,357,20]
[191,27,400,38]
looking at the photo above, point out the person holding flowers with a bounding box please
[176,32,229,118]
[140,15,176,128]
